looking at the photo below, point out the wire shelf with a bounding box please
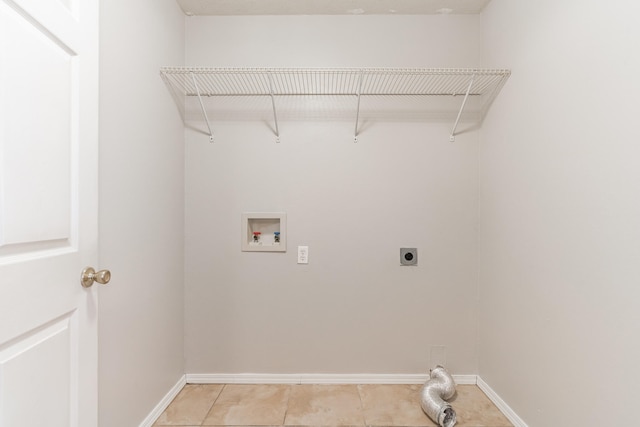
[160,67,511,142]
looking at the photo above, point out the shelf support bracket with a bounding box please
[354,70,364,143]
[450,74,476,142]
[267,73,280,143]
[190,72,214,143]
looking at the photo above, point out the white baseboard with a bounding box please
[139,374,186,427]
[185,373,478,385]
[477,376,528,427]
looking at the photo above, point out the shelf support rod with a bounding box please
[450,74,476,142]
[190,72,214,143]
[267,73,280,143]
[354,70,364,143]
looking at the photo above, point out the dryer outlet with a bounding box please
[400,248,417,265]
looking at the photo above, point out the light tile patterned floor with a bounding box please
[154,383,512,427]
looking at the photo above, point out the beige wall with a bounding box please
[95,3,640,423]
[479,0,640,424]
[98,0,185,425]
[184,15,483,375]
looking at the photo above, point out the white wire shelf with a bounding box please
[160,67,510,142]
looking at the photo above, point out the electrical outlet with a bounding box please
[297,246,309,264]
[400,248,417,265]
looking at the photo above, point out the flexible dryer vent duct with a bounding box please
[420,365,457,427]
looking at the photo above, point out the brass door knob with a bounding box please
[81,267,111,288]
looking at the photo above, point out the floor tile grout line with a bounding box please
[355,384,366,427]
[200,383,226,426]
[281,383,293,426]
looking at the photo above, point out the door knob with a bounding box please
[81,267,111,288]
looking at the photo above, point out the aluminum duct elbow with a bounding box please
[420,365,457,427]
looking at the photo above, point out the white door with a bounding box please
[0,0,99,425]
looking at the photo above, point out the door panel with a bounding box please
[1,1,73,255]
[0,0,98,425]
[0,312,76,426]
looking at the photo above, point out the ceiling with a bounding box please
[175,0,492,16]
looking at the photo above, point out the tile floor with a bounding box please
[154,383,512,427]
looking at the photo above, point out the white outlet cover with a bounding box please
[297,246,309,264]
